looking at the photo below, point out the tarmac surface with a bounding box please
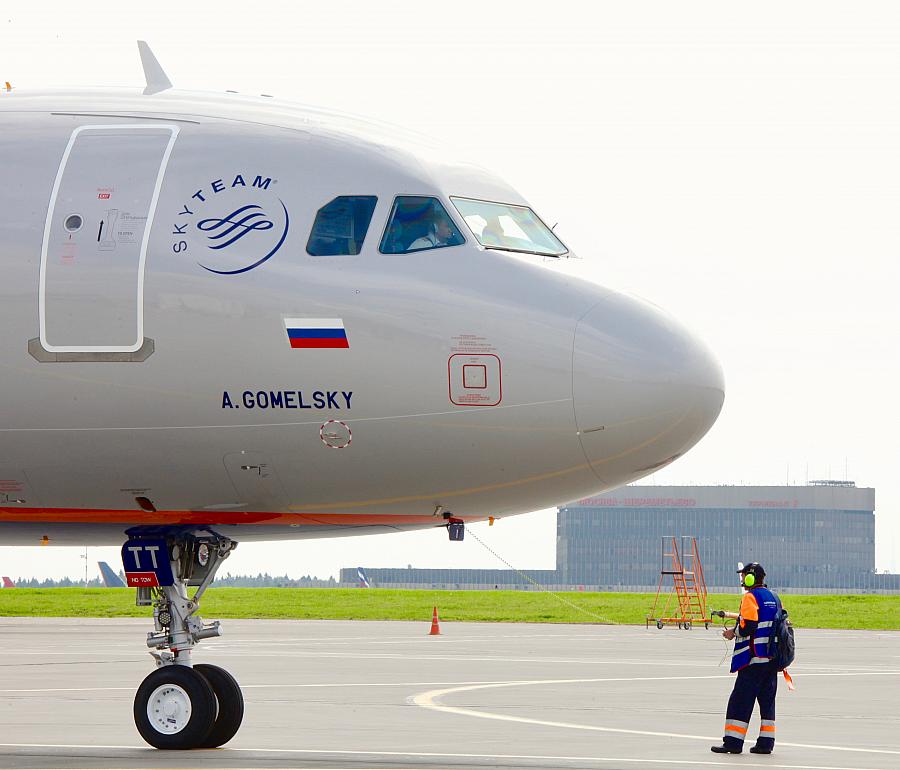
[0,617,897,769]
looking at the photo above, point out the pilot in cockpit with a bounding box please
[381,196,466,254]
[479,215,504,247]
[408,209,454,251]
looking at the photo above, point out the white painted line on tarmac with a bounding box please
[0,652,141,656]
[411,678,900,757]
[0,680,528,694]
[228,747,892,770]
[2,649,711,666]
[0,675,734,696]
[10,647,891,674]
[0,745,886,770]
[0,686,133,693]
[211,632,613,643]
[0,744,141,751]
[238,679,520,689]
[2,668,896,695]
[206,650,723,666]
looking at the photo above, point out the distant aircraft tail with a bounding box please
[357,567,370,588]
[1,576,15,588]
[98,561,126,588]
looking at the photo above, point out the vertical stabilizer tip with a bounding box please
[137,40,173,96]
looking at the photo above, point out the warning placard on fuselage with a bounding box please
[448,354,502,406]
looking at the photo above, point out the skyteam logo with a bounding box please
[171,173,290,275]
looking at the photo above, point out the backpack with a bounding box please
[771,594,795,671]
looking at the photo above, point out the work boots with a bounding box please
[710,745,742,754]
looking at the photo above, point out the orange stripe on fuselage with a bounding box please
[0,507,459,527]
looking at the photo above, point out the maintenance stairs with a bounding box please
[646,535,713,630]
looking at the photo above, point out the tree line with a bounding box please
[9,572,338,588]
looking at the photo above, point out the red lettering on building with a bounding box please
[749,500,792,508]
[576,496,696,507]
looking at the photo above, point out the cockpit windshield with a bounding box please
[379,197,465,254]
[450,197,567,257]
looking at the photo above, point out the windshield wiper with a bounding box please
[482,245,568,258]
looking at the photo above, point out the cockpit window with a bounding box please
[450,197,567,257]
[379,196,465,254]
[307,196,377,256]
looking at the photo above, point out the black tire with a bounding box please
[656,621,663,629]
[134,666,216,749]
[194,664,244,748]
[684,622,692,630]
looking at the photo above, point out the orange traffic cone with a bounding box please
[429,606,441,636]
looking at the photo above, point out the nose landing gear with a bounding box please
[123,530,243,749]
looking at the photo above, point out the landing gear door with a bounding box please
[39,124,178,355]
[224,452,289,512]
[121,538,174,587]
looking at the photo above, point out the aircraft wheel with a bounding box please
[194,663,244,747]
[656,621,663,629]
[134,666,216,749]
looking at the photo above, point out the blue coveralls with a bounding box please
[722,586,779,752]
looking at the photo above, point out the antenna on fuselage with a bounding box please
[137,40,172,95]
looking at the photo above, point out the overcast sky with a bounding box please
[1,2,898,583]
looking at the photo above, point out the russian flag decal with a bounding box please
[284,318,349,349]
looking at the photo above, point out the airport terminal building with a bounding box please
[341,483,900,593]
[558,483,887,590]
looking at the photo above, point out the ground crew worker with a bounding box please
[711,562,779,755]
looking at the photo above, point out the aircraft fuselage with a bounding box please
[0,89,724,545]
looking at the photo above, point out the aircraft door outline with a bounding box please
[37,124,179,358]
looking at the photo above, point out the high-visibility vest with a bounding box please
[731,586,779,673]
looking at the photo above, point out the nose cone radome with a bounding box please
[573,292,724,486]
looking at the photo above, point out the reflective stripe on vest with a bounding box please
[731,587,779,672]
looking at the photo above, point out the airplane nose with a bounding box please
[573,291,724,485]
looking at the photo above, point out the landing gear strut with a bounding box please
[123,529,243,749]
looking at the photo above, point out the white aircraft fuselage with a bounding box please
[0,87,725,547]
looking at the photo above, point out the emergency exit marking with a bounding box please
[448,353,502,406]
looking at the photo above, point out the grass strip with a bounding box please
[0,588,897,629]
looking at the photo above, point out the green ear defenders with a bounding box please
[738,562,765,588]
